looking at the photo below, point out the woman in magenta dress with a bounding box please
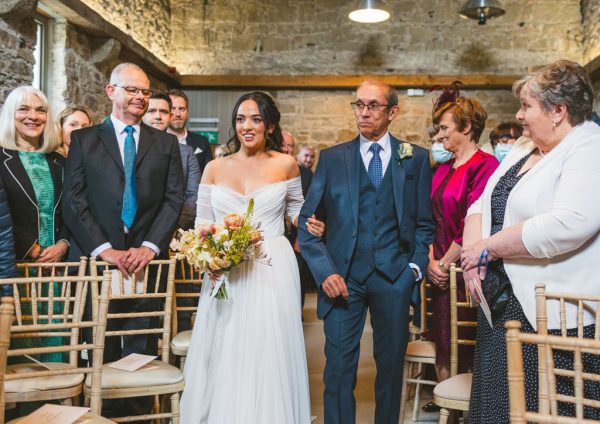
[426,95,498,385]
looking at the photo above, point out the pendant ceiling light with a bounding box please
[348,0,390,24]
[458,0,505,25]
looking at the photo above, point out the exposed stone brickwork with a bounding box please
[171,0,583,76]
[269,88,519,154]
[581,0,600,64]
[79,0,172,63]
[0,9,36,103]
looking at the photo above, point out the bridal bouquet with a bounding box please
[170,199,270,300]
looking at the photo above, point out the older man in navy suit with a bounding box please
[299,81,434,424]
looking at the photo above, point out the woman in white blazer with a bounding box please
[461,60,600,422]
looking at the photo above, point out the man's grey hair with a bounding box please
[109,63,147,85]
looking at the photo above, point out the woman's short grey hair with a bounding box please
[513,59,594,126]
[0,86,61,153]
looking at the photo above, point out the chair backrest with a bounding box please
[3,272,111,415]
[420,278,433,332]
[535,283,600,415]
[449,264,477,376]
[89,258,176,362]
[506,320,600,423]
[0,297,15,423]
[17,257,88,278]
[171,257,202,336]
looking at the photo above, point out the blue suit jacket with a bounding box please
[298,135,434,318]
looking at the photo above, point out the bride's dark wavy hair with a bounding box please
[227,92,283,153]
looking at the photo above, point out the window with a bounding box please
[32,15,48,92]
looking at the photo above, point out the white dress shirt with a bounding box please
[91,116,160,257]
[358,131,421,281]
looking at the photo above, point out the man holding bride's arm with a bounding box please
[299,80,435,424]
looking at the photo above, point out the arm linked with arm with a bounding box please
[297,154,338,286]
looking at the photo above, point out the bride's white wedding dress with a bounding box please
[180,177,311,424]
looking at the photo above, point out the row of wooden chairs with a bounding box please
[0,257,203,423]
[401,264,600,423]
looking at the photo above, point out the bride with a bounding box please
[180,92,324,423]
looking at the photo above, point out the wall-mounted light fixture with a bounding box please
[349,0,390,24]
[458,0,505,25]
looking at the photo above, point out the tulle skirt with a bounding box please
[180,236,311,424]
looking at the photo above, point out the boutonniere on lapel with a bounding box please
[397,143,413,164]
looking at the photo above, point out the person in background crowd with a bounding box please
[63,63,183,364]
[56,105,92,157]
[426,89,498,396]
[168,89,213,176]
[214,144,229,158]
[489,121,523,162]
[143,90,200,230]
[0,86,70,363]
[462,59,600,422]
[296,145,316,169]
[429,125,451,168]
[281,130,319,308]
[281,130,295,155]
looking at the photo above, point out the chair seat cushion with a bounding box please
[170,330,192,350]
[5,362,84,393]
[433,372,472,402]
[9,412,116,423]
[405,340,436,358]
[84,360,183,389]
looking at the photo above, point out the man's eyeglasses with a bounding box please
[113,85,151,97]
[350,102,389,112]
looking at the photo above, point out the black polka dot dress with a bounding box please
[468,153,600,423]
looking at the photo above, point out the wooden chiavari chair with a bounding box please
[0,297,15,423]
[506,319,600,423]
[400,278,436,421]
[432,264,477,423]
[85,258,183,424]
[170,258,202,370]
[2,272,111,418]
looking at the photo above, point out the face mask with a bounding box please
[494,143,512,162]
[431,142,452,163]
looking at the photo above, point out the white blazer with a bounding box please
[467,121,600,330]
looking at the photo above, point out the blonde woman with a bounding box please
[56,105,92,157]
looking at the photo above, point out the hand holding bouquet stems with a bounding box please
[170,199,270,300]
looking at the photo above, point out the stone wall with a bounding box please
[0,1,37,103]
[581,0,600,65]
[171,0,582,76]
[79,0,172,63]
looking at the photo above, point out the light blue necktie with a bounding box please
[121,125,137,229]
[367,143,383,189]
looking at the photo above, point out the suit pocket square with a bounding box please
[194,147,203,154]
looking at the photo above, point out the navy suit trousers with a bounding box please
[323,265,414,424]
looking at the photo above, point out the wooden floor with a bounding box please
[303,293,439,424]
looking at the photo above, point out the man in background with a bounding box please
[143,91,200,230]
[282,130,314,308]
[168,89,213,177]
[296,145,316,169]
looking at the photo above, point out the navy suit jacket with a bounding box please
[298,135,434,318]
[185,131,212,177]
[63,120,184,258]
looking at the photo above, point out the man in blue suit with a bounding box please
[299,81,434,424]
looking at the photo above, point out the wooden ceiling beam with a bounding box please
[180,74,519,90]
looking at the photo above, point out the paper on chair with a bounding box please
[108,353,157,372]
[110,269,145,295]
[17,404,89,424]
[472,281,493,329]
